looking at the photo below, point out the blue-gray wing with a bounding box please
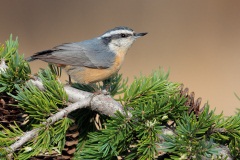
[29,38,115,69]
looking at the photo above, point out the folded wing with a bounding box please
[27,39,115,69]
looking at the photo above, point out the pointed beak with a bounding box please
[134,32,148,38]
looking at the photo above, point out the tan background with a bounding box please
[1,0,240,116]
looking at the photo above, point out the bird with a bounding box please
[27,26,147,84]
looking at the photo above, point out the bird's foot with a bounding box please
[93,89,109,95]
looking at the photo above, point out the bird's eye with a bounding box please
[121,34,126,37]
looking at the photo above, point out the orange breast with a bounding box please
[64,51,126,84]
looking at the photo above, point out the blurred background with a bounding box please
[1,0,240,116]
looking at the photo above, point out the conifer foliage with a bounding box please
[0,36,239,159]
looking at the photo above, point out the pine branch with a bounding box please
[4,78,124,156]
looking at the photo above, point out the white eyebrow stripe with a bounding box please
[101,30,133,38]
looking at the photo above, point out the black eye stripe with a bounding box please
[102,33,132,43]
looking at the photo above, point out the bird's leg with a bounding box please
[68,75,72,85]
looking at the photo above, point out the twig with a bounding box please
[6,99,91,154]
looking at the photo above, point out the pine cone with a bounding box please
[0,93,27,129]
[179,84,206,116]
[56,124,79,160]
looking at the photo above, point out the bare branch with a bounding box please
[6,128,40,154]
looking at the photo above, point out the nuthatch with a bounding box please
[27,26,147,84]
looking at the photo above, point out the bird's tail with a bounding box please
[25,49,54,62]
[25,56,36,62]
